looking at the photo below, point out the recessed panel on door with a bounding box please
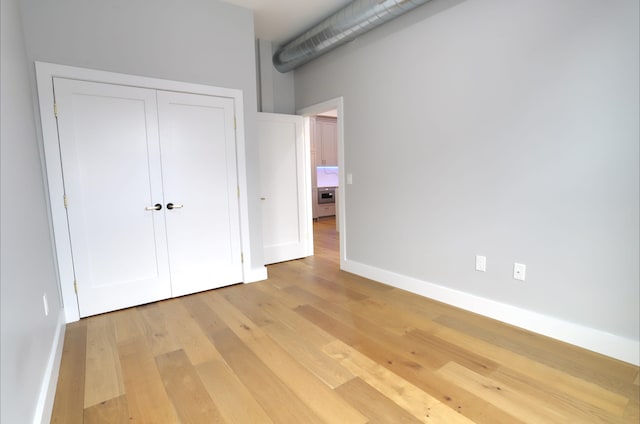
[54,78,171,317]
[157,91,243,296]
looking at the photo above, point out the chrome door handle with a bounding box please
[166,203,183,210]
[145,203,162,211]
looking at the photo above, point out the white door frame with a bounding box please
[297,97,346,268]
[35,61,260,323]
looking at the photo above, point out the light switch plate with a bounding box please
[513,263,526,281]
[475,255,486,272]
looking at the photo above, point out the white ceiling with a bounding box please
[220,0,353,44]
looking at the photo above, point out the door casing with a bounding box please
[297,98,346,268]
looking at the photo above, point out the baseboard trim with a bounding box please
[343,259,640,366]
[34,309,66,424]
[244,266,268,283]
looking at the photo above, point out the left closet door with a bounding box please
[54,78,172,317]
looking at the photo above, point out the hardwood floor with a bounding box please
[51,217,639,423]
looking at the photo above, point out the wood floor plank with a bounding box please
[180,294,229,338]
[431,323,630,417]
[51,322,87,424]
[264,319,356,388]
[338,271,396,297]
[138,300,184,357]
[323,340,475,424]
[624,398,639,422]
[349,297,427,336]
[437,361,569,423]
[196,359,275,424]
[211,328,326,423]
[489,365,633,424]
[335,377,425,424]
[224,282,356,388]
[203,291,369,424]
[434,313,639,397]
[295,286,498,374]
[156,298,221,365]
[118,337,179,423]
[84,314,125,407]
[369,286,455,321]
[155,349,225,423]
[227,282,336,347]
[255,278,305,308]
[296,303,524,424]
[111,307,146,344]
[83,395,130,424]
[284,284,333,309]
[403,328,500,376]
[288,272,369,305]
[218,282,280,327]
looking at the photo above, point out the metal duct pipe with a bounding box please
[273,0,432,73]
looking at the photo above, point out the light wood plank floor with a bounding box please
[51,217,639,423]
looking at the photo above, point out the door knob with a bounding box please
[166,203,183,210]
[145,203,162,211]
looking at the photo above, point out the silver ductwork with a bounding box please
[273,0,432,73]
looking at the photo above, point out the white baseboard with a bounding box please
[343,259,640,366]
[244,266,268,283]
[34,309,66,424]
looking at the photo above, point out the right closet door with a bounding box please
[157,91,243,297]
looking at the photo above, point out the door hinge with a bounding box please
[73,280,78,294]
[63,194,68,209]
[241,253,244,263]
[234,116,237,129]
[237,186,240,198]
[54,103,58,118]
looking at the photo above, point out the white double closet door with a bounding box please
[54,78,242,317]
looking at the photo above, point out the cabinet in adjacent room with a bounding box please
[317,203,336,218]
[312,116,338,166]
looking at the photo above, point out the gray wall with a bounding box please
[257,38,296,114]
[295,0,639,341]
[19,0,265,270]
[1,0,63,421]
[271,49,296,114]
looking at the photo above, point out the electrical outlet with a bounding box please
[513,263,526,281]
[42,294,49,316]
[475,255,486,272]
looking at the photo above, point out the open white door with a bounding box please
[258,112,313,264]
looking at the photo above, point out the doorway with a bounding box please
[297,97,345,269]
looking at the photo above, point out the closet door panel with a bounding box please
[157,91,243,296]
[53,78,171,317]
